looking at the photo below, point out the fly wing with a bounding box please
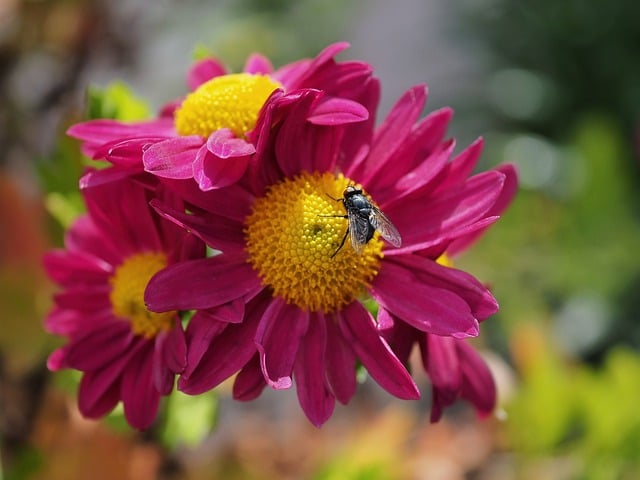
[349,213,370,254]
[369,207,402,247]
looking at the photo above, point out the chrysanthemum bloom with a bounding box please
[67,43,370,191]
[379,165,517,422]
[144,83,509,427]
[44,178,205,429]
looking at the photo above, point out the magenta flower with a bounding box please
[67,43,370,191]
[44,178,205,429]
[380,164,517,421]
[143,81,510,427]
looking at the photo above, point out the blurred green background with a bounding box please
[1,0,640,479]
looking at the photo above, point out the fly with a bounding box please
[322,185,402,258]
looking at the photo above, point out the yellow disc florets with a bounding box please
[174,73,281,138]
[245,172,384,313]
[109,252,176,338]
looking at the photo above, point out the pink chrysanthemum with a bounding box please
[67,43,370,191]
[44,178,205,429]
[144,83,512,427]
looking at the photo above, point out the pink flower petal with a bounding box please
[153,335,175,395]
[272,90,343,176]
[275,42,351,90]
[306,96,369,125]
[206,129,256,158]
[389,254,498,321]
[145,254,262,312]
[364,107,454,205]
[149,199,246,253]
[386,170,505,254]
[143,136,203,179]
[434,137,484,192]
[233,354,267,401]
[67,118,175,146]
[181,310,228,378]
[79,166,144,189]
[294,317,335,427]
[160,320,187,373]
[255,298,309,389]
[244,54,274,75]
[64,321,135,371]
[325,315,357,404]
[458,341,496,416]
[178,316,260,395]
[77,370,121,419]
[76,340,146,418]
[338,302,420,400]
[423,335,462,393]
[121,345,161,430]
[193,141,251,191]
[187,58,227,90]
[363,85,427,176]
[447,163,518,255]
[371,259,479,338]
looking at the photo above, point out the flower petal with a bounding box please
[233,354,267,401]
[149,199,246,253]
[365,108,454,206]
[338,302,419,400]
[243,53,273,75]
[121,345,161,430]
[77,370,121,419]
[64,321,135,371]
[294,316,335,427]
[423,335,462,393]
[360,85,427,178]
[389,254,498,321]
[306,96,369,125]
[447,163,518,255]
[458,341,496,417]
[371,259,479,338]
[325,315,357,404]
[187,58,227,90]
[143,136,203,179]
[386,170,505,254]
[193,140,251,191]
[160,320,187,373]
[255,298,309,389]
[178,317,260,395]
[145,254,261,311]
[206,129,256,158]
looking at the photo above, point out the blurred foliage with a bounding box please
[456,0,640,139]
[507,324,640,479]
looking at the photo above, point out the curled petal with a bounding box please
[143,136,203,179]
[255,298,309,389]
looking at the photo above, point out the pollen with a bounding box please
[109,252,176,338]
[245,172,384,313]
[174,73,281,138]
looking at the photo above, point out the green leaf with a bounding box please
[86,82,151,121]
[160,390,219,449]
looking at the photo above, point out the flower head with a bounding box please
[68,43,370,191]
[144,81,510,426]
[44,178,205,429]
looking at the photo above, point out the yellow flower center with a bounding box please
[174,73,281,138]
[109,252,176,338]
[245,172,384,313]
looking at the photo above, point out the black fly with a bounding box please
[322,185,402,258]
